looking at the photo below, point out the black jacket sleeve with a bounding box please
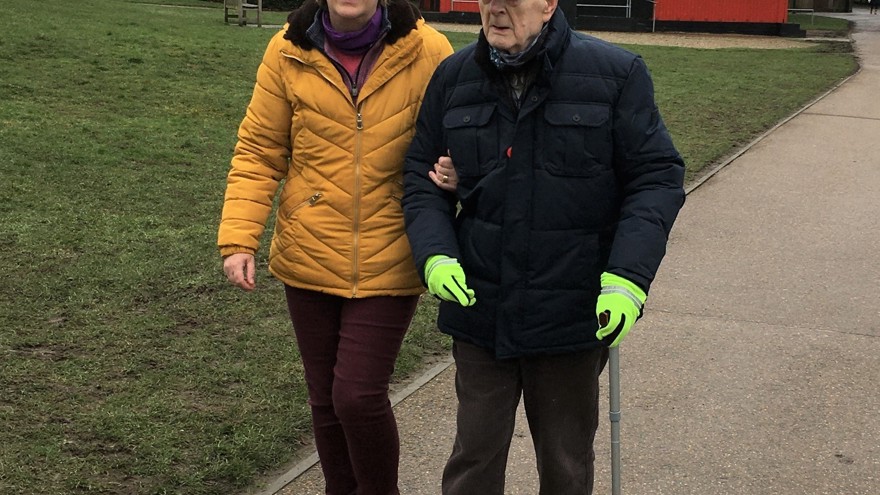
[608,56,686,292]
[402,63,461,285]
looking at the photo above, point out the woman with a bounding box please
[217,0,452,492]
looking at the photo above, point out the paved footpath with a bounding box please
[262,10,880,495]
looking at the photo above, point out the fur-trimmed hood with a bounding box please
[284,0,421,49]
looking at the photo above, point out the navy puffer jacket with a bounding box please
[402,11,685,358]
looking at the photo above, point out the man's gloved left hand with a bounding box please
[595,272,647,347]
[424,255,476,307]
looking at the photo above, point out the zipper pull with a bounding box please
[309,192,322,206]
[356,112,363,130]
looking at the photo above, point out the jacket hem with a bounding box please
[270,267,426,298]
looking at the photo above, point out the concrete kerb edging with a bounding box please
[254,356,455,495]
[256,55,861,495]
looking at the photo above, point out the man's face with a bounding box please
[479,0,557,54]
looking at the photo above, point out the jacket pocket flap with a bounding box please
[443,104,496,129]
[544,103,610,127]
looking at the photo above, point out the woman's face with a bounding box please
[325,0,381,32]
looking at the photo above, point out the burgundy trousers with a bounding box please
[284,286,419,495]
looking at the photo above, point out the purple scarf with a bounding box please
[322,7,384,55]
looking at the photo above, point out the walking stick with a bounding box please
[609,346,621,495]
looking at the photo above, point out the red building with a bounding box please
[655,0,788,23]
[422,0,804,36]
[436,0,479,14]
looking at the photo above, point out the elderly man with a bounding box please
[402,0,685,492]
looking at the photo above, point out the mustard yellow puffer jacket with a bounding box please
[218,0,452,298]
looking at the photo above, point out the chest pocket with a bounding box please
[540,103,612,177]
[443,104,500,177]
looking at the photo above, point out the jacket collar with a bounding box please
[284,0,420,50]
[472,10,571,118]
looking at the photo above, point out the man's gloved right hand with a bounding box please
[424,255,476,307]
[595,272,646,347]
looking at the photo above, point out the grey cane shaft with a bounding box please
[609,347,621,495]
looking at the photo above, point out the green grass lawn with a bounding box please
[0,1,857,494]
[629,41,857,180]
[788,13,851,36]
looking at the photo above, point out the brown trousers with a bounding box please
[442,340,609,495]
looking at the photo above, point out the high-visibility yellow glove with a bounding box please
[424,255,476,307]
[595,272,646,347]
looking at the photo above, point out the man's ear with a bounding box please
[543,0,558,19]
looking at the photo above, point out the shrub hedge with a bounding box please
[262,0,303,10]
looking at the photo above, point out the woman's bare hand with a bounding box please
[429,155,458,193]
[223,253,256,291]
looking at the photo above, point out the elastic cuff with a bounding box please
[600,272,647,303]
[425,256,456,282]
[424,254,450,279]
[600,287,644,310]
[220,246,256,258]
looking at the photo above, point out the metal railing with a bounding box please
[787,8,816,24]
[576,0,632,18]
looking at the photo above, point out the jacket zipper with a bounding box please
[352,104,364,296]
[287,192,323,219]
[280,50,369,297]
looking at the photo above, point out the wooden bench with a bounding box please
[224,0,262,27]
